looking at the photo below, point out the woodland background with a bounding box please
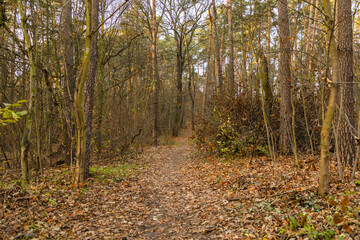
[0,0,360,202]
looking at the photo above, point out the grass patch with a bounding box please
[89,164,139,182]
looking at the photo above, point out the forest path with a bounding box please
[128,126,238,239]
[1,126,242,240]
[3,128,359,239]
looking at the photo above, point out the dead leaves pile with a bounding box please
[192,155,360,238]
[1,141,360,239]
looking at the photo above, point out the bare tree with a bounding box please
[151,0,160,146]
[62,0,75,164]
[277,0,292,154]
[319,0,339,195]
[18,0,37,184]
[162,0,207,136]
[212,0,222,93]
[73,0,94,184]
[227,0,234,95]
[84,0,100,179]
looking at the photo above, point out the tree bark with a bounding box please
[319,0,339,195]
[84,0,99,179]
[337,0,355,167]
[227,0,234,96]
[152,0,160,146]
[259,50,273,119]
[212,0,223,93]
[18,0,37,184]
[202,10,212,117]
[74,0,93,184]
[62,0,75,164]
[172,35,185,137]
[277,0,292,154]
[96,0,106,160]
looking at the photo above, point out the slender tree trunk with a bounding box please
[18,0,37,184]
[337,0,355,167]
[259,49,274,160]
[172,36,184,137]
[74,0,93,184]
[319,0,339,195]
[227,0,234,96]
[84,0,99,179]
[277,0,292,154]
[185,38,195,133]
[62,0,75,164]
[212,0,222,93]
[96,0,106,160]
[152,0,160,146]
[0,33,8,104]
[259,50,273,119]
[0,0,6,26]
[202,10,212,117]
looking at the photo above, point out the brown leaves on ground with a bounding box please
[1,130,360,239]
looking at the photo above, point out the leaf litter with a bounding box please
[1,129,360,239]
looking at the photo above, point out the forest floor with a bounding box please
[2,127,360,239]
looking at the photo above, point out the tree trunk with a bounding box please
[84,0,99,179]
[227,0,234,96]
[212,0,222,93]
[202,10,212,117]
[277,0,292,154]
[259,50,273,119]
[18,0,37,184]
[337,0,355,167]
[95,0,107,161]
[152,0,160,146]
[74,0,93,184]
[172,36,184,137]
[0,0,6,26]
[62,0,75,164]
[319,0,339,195]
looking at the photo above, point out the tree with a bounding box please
[162,0,207,136]
[337,0,355,167]
[212,0,223,93]
[18,0,37,184]
[277,0,292,154]
[202,9,213,117]
[83,0,100,179]
[319,0,339,195]
[62,0,75,164]
[73,0,94,184]
[151,0,160,146]
[227,0,234,95]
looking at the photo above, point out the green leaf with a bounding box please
[5,119,17,123]
[11,111,20,119]
[17,100,27,103]
[3,111,13,118]
[3,103,11,107]
[11,103,22,107]
[17,110,28,116]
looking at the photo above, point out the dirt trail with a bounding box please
[1,127,243,240]
[128,127,240,239]
[4,127,360,239]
